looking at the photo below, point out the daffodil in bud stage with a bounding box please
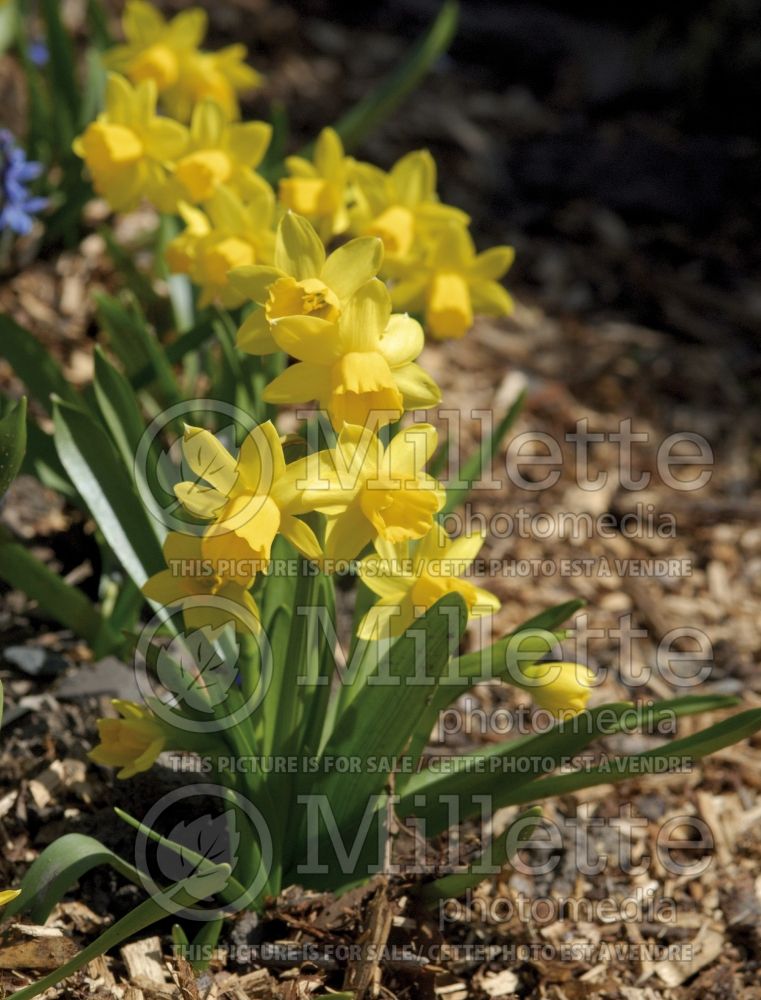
[88,700,170,779]
[392,222,515,340]
[262,278,440,430]
[142,531,260,634]
[170,98,272,205]
[516,662,595,716]
[73,73,188,212]
[278,128,350,241]
[0,890,20,907]
[174,420,322,580]
[166,184,275,307]
[356,525,499,639]
[295,422,443,563]
[105,1,262,123]
[350,149,468,271]
[230,212,384,356]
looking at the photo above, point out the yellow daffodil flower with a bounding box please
[173,421,322,579]
[166,183,275,307]
[278,128,350,240]
[294,422,443,563]
[350,150,468,270]
[262,278,441,430]
[73,73,188,212]
[392,222,515,339]
[166,46,262,124]
[356,525,499,639]
[88,700,169,779]
[169,98,272,205]
[230,212,383,356]
[142,531,260,634]
[105,1,261,122]
[0,890,20,907]
[516,662,595,716]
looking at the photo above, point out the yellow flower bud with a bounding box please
[519,662,595,716]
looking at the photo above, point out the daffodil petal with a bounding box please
[228,265,283,303]
[321,236,384,302]
[390,149,436,205]
[262,361,330,404]
[275,211,325,279]
[392,362,442,410]
[270,314,341,364]
[379,313,424,367]
[235,308,276,355]
[383,423,438,478]
[324,505,374,563]
[174,480,228,518]
[228,121,272,167]
[280,513,323,562]
[338,278,391,353]
[181,425,239,495]
[141,568,186,606]
[470,280,514,316]
[471,245,515,281]
[237,420,285,494]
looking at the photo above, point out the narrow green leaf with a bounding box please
[0,315,81,414]
[40,0,80,143]
[499,707,761,807]
[4,834,143,923]
[421,805,542,902]
[93,348,148,472]
[5,869,230,1000]
[0,530,121,654]
[329,1,459,152]
[52,397,165,588]
[0,396,27,496]
[442,389,525,514]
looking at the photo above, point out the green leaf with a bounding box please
[96,292,181,405]
[52,397,165,588]
[442,389,525,514]
[329,1,459,153]
[4,867,231,1000]
[286,595,468,890]
[0,530,121,654]
[40,0,81,145]
[398,695,741,835]
[499,706,761,807]
[0,315,81,414]
[0,396,27,496]
[93,347,148,472]
[4,834,142,923]
[420,805,542,903]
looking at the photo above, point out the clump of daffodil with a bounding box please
[88,700,171,779]
[278,128,350,241]
[262,278,440,430]
[0,890,20,907]
[350,149,468,272]
[294,422,444,563]
[166,184,275,307]
[229,212,383,356]
[169,98,272,205]
[515,662,595,716]
[73,73,188,212]
[392,222,515,340]
[174,420,322,580]
[356,525,500,639]
[142,531,260,634]
[105,1,262,122]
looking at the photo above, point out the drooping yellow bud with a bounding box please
[518,662,595,716]
[88,700,168,780]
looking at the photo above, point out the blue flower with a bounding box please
[0,130,48,236]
